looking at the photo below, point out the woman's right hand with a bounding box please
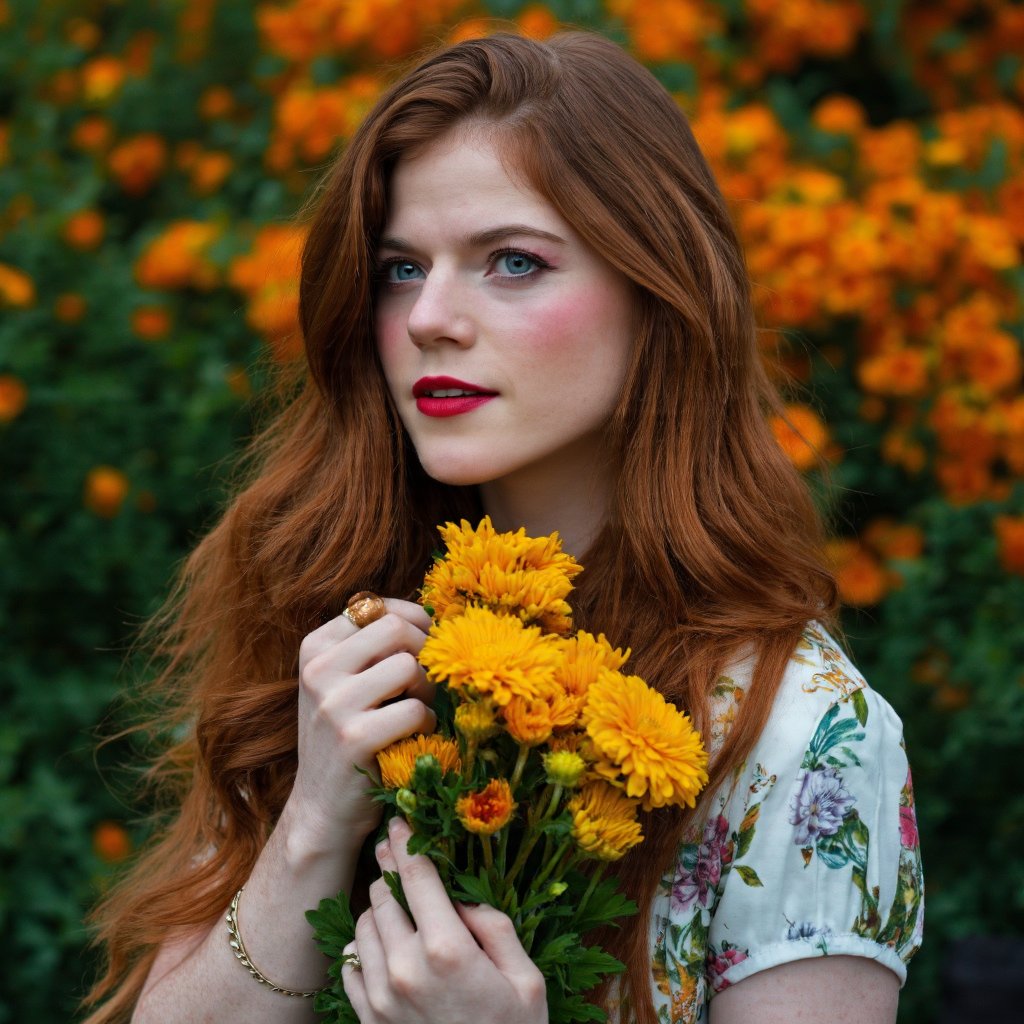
[281,598,436,857]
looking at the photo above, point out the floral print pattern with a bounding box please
[647,624,925,1023]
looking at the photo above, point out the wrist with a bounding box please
[275,797,372,876]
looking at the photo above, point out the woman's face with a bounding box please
[373,127,636,489]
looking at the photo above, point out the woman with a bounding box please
[83,28,924,1024]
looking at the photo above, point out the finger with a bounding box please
[301,600,430,665]
[367,841,418,940]
[354,909,394,1020]
[324,697,437,762]
[305,613,432,679]
[456,902,541,979]
[340,940,375,1022]
[354,651,435,708]
[386,816,462,930]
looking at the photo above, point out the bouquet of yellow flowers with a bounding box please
[308,517,709,1023]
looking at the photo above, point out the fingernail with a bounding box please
[388,815,407,837]
[375,839,390,860]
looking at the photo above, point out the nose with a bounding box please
[404,263,475,350]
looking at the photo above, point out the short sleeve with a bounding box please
[703,681,925,995]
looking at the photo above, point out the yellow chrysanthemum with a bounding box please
[543,749,587,788]
[456,778,515,836]
[454,699,499,742]
[376,734,462,790]
[421,516,583,634]
[582,670,709,811]
[419,605,562,707]
[551,631,631,728]
[567,781,643,861]
[503,695,555,747]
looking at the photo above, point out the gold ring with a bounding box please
[343,591,387,628]
[340,950,362,971]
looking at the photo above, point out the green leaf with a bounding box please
[735,865,763,887]
[306,893,356,960]
[452,869,497,906]
[852,688,869,727]
[381,870,412,919]
[736,823,757,859]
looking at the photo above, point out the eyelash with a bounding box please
[374,247,553,288]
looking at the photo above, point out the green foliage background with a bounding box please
[1,1,1022,1022]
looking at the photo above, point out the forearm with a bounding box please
[132,806,363,1024]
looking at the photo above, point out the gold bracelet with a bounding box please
[226,887,323,998]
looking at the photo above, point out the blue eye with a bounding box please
[492,249,541,277]
[377,259,422,285]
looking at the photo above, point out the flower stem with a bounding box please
[480,833,494,872]
[576,862,607,921]
[533,836,571,892]
[510,744,530,791]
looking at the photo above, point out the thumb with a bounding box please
[456,902,541,980]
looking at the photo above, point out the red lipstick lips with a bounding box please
[412,375,498,418]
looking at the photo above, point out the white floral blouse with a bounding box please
[647,623,925,1022]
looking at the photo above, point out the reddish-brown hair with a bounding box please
[82,28,837,1024]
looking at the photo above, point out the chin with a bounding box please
[415,450,510,488]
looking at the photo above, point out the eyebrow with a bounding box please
[377,223,568,254]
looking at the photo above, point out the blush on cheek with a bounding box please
[519,292,606,356]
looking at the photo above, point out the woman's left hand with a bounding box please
[343,817,548,1024]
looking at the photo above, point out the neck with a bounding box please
[478,442,614,560]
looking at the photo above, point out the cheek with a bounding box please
[515,288,618,365]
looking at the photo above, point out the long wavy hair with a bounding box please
[82,28,837,1024]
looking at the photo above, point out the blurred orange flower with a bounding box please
[70,115,112,152]
[135,221,221,291]
[858,349,930,397]
[190,151,234,196]
[0,375,27,422]
[132,306,172,340]
[770,404,829,471]
[85,467,130,518]
[517,4,557,39]
[65,17,101,51]
[81,56,125,103]
[54,293,87,323]
[994,515,1024,575]
[825,539,888,606]
[198,85,235,120]
[108,133,168,196]
[863,519,925,561]
[0,263,35,307]
[812,94,866,135]
[62,210,105,250]
[227,224,305,357]
[93,821,132,863]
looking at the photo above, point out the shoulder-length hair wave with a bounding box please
[83,28,837,1024]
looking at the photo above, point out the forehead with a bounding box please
[383,126,561,230]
